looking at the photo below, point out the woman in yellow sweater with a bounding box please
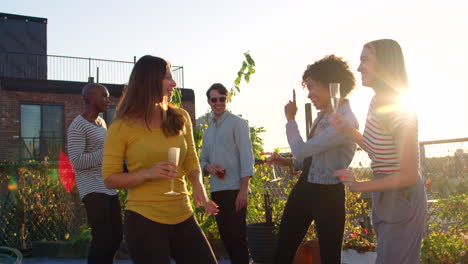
[102,55,219,264]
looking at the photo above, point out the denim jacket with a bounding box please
[286,100,358,184]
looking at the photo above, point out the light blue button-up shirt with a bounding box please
[286,100,358,184]
[200,111,254,192]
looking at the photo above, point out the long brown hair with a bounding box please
[116,55,185,136]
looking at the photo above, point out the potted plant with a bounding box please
[247,192,277,264]
[341,227,376,264]
[247,163,293,264]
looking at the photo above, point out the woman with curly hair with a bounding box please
[332,39,427,264]
[268,55,358,263]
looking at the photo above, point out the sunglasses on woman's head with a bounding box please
[210,97,227,103]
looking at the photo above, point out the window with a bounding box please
[20,103,64,160]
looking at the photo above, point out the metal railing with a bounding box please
[275,137,468,182]
[419,138,467,197]
[0,51,184,87]
[0,132,63,161]
[19,136,63,161]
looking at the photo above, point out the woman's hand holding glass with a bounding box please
[330,113,352,135]
[262,152,291,168]
[145,161,177,180]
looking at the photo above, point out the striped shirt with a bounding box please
[362,96,419,174]
[67,115,117,199]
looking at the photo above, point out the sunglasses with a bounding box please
[209,97,227,103]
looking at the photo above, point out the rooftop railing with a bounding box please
[0,51,184,87]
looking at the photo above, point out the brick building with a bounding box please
[0,12,195,161]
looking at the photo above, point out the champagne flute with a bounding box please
[270,164,281,182]
[329,83,340,113]
[164,147,180,195]
[259,151,282,182]
[269,150,282,182]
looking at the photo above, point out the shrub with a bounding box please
[421,193,467,264]
[0,161,84,249]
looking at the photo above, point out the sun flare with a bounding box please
[400,90,419,113]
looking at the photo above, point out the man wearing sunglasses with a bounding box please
[200,83,254,264]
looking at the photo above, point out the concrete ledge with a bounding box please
[32,241,88,258]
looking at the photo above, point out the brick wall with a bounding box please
[0,89,196,161]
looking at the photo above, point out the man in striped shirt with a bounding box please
[67,83,122,264]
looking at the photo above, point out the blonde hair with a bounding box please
[364,39,409,95]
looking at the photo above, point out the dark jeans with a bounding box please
[82,192,123,264]
[274,180,345,264]
[124,210,217,264]
[211,190,249,264]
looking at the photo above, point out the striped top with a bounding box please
[362,96,419,174]
[67,115,117,199]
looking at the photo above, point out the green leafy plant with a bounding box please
[72,225,91,245]
[230,51,255,101]
[421,226,466,264]
[250,126,266,160]
[421,193,467,264]
[0,160,83,249]
[342,186,376,252]
[171,87,183,107]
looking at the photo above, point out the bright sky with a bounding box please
[4,0,468,151]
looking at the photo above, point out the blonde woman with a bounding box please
[332,39,427,264]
